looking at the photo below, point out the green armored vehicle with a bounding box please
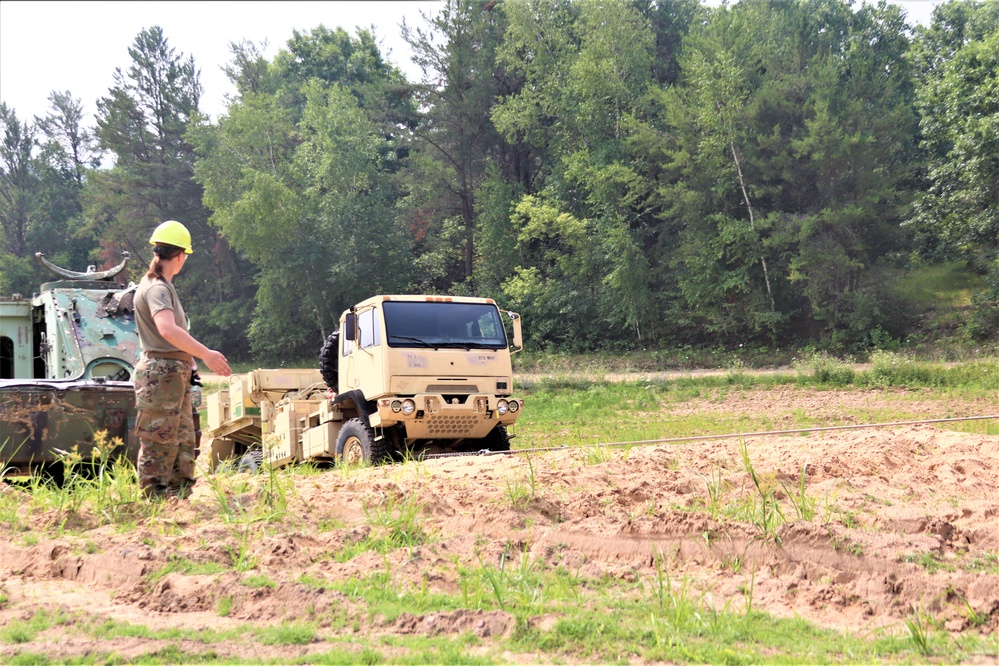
[0,253,140,479]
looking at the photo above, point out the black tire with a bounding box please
[318,330,340,391]
[39,461,65,487]
[337,418,390,466]
[238,449,264,473]
[482,425,511,452]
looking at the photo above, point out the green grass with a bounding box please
[243,573,277,589]
[964,551,999,574]
[336,493,430,561]
[0,609,69,644]
[259,622,317,645]
[901,551,957,574]
[146,556,229,584]
[513,356,999,449]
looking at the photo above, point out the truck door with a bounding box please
[344,305,384,396]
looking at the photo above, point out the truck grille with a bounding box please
[427,414,479,436]
[427,384,478,393]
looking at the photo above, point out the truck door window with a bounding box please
[359,307,380,349]
[344,307,381,356]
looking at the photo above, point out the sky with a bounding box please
[1,0,942,127]
[0,1,440,123]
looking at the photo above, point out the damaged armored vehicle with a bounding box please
[0,253,140,479]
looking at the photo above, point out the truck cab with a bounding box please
[329,295,523,461]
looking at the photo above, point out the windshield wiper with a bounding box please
[389,335,436,348]
[434,341,473,350]
[442,341,503,350]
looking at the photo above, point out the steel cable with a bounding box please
[419,413,999,460]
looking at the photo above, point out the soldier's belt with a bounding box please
[145,351,194,363]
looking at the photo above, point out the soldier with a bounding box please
[133,221,231,499]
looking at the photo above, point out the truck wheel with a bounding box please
[337,418,389,466]
[483,425,511,452]
[318,330,339,391]
[238,449,264,473]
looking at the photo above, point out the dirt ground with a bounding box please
[1,388,998,662]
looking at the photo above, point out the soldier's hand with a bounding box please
[203,350,231,377]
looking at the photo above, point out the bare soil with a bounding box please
[2,388,998,663]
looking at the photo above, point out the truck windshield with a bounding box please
[383,301,508,350]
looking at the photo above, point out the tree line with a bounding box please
[2,0,997,361]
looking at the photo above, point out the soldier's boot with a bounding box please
[142,484,169,500]
[166,478,196,500]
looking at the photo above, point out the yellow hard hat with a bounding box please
[149,220,193,254]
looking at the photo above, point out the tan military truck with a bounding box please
[203,295,523,469]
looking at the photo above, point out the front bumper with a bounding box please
[373,393,522,439]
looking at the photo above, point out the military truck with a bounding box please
[0,253,140,479]
[204,294,524,469]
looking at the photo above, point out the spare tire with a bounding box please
[319,330,340,391]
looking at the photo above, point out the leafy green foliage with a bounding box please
[911,5,999,265]
[5,1,999,361]
[84,26,253,356]
[190,29,412,359]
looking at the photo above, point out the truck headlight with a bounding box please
[391,400,402,413]
[508,400,520,413]
[496,399,509,415]
[401,399,416,415]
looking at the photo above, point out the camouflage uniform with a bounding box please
[134,357,195,497]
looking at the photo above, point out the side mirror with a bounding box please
[507,311,523,353]
[343,312,357,342]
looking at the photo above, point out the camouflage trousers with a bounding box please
[134,357,195,497]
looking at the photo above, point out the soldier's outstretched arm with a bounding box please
[152,309,231,376]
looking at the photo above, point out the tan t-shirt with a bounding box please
[134,276,188,354]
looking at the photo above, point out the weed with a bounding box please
[217,595,233,617]
[338,493,428,561]
[793,351,856,386]
[700,467,729,521]
[720,552,744,573]
[297,573,328,589]
[781,464,815,521]
[469,544,554,613]
[647,547,702,628]
[743,567,757,615]
[963,551,999,574]
[0,609,67,644]
[905,603,934,656]
[901,551,956,574]
[146,556,228,584]
[260,462,294,515]
[838,508,860,529]
[739,439,785,542]
[504,455,537,510]
[244,573,277,589]
[950,591,988,628]
[583,441,613,465]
